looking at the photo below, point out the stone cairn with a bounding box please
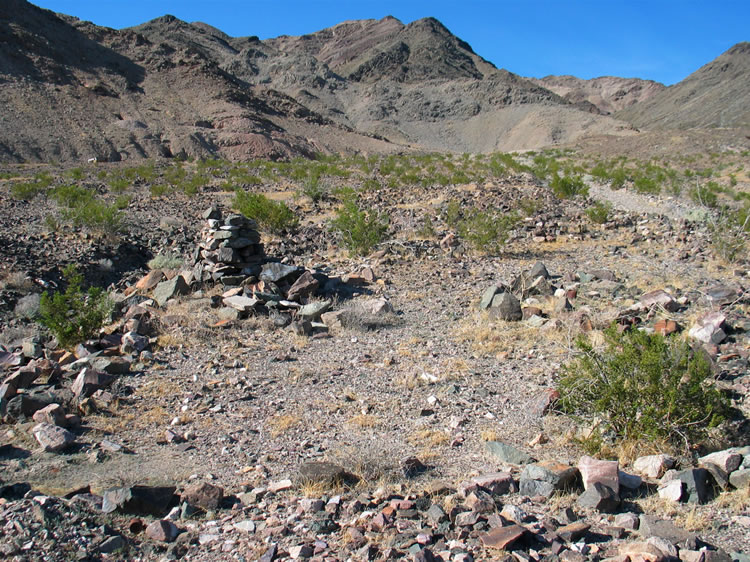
[192,207,264,285]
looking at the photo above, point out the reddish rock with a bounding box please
[286,271,320,301]
[182,482,224,510]
[654,319,678,336]
[640,290,679,312]
[578,455,620,495]
[471,472,514,495]
[371,512,390,531]
[32,423,76,452]
[136,270,165,291]
[71,368,115,399]
[32,403,66,426]
[145,519,179,542]
[530,389,560,417]
[480,524,528,550]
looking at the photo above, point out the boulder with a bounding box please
[153,275,189,307]
[699,449,743,474]
[145,519,180,542]
[71,368,115,399]
[488,293,522,321]
[688,311,727,344]
[33,423,76,452]
[101,485,176,516]
[577,482,620,512]
[633,454,676,479]
[640,289,679,312]
[182,482,224,510]
[578,455,619,495]
[485,441,534,465]
[32,403,66,426]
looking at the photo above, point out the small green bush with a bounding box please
[585,201,612,224]
[60,199,124,235]
[300,175,325,203]
[10,181,47,200]
[557,326,729,449]
[50,184,93,207]
[330,191,389,256]
[233,190,299,234]
[550,173,588,199]
[458,209,518,254]
[38,265,112,348]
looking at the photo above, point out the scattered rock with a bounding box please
[577,482,620,512]
[145,519,180,542]
[487,292,522,321]
[153,275,190,307]
[101,485,176,516]
[485,441,534,465]
[182,482,224,510]
[32,423,76,452]
[633,454,676,479]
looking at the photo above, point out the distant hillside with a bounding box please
[616,42,750,129]
[529,75,666,115]
[0,1,640,162]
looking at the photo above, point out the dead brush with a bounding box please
[0,271,35,292]
[267,413,302,437]
[454,311,538,357]
[327,442,403,489]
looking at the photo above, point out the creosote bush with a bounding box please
[585,201,612,224]
[550,173,588,199]
[38,265,112,348]
[233,190,299,234]
[556,326,729,450]
[458,209,518,254]
[329,189,389,256]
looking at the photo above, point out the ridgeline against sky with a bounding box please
[30,0,750,86]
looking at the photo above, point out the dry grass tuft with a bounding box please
[347,414,381,428]
[454,312,538,357]
[409,429,450,448]
[0,271,35,292]
[268,413,302,437]
[479,428,501,442]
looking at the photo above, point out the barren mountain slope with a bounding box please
[616,42,750,129]
[1,2,640,162]
[0,1,394,162]
[530,75,666,115]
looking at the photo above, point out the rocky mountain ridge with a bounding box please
[1,1,748,163]
[616,42,750,129]
[529,75,667,115]
[0,1,638,162]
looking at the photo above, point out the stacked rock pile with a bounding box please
[192,207,264,285]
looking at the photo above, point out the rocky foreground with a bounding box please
[1,161,750,561]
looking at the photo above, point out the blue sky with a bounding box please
[30,0,748,85]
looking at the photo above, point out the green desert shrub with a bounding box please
[329,190,389,256]
[585,201,612,224]
[557,326,729,450]
[10,181,46,200]
[458,209,518,254]
[233,190,299,234]
[38,265,112,348]
[550,173,588,199]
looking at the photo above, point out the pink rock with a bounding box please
[145,519,179,542]
[578,455,619,495]
[640,290,679,312]
[633,454,675,479]
[688,312,727,344]
[32,403,66,426]
[33,423,75,452]
[471,472,514,495]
